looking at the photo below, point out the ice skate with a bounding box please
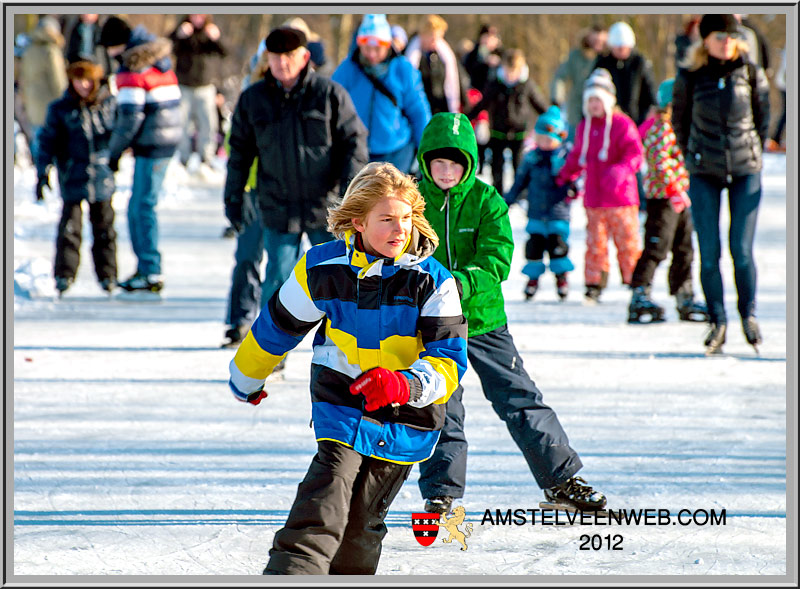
[424,496,454,516]
[541,476,607,512]
[704,323,727,355]
[116,273,163,302]
[221,324,250,349]
[675,287,709,322]
[628,286,665,324]
[99,278,116,298]
[524,278,539,301]
[55,276,73,298]
[742,316,762,355]
[555,273,568,301]
[584,285,602,305]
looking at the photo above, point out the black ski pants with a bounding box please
[417,324,582,499]
[630,198,696,294]
[54,200,117,283]
[264,440,411,575]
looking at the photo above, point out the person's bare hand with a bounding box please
[205,23,220,41]
[177,21,193,38]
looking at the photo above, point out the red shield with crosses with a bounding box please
[411,512,440,546]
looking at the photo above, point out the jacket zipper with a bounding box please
[439,189,452,271]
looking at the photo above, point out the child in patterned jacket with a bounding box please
[228,162,468,575]
[626,78,709,324]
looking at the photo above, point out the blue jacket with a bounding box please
[229,231,468,464]
[332,49,431,156]
[504,145,573,222]
[36,86,117,204]
[108,27,182,160]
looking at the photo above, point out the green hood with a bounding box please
[417,112,479,206]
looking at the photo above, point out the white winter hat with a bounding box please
[607,21,636,48]
[580,68,617,164]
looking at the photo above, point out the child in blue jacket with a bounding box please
[228,162,468,575]
[504,106,576,301]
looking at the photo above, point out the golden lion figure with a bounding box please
[437,506,473,550]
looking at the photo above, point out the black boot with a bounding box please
[584,285,602,304]
[555,273,568,301]
[424,496,454,515]
[524,278,539,301]
[675,283,709,322]
[742,316,762,354]
[544,476,607,511]
[628,285,665,324]
[704,323,727,355]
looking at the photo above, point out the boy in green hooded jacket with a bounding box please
[415,112,607,514]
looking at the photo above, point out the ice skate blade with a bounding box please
[539,501,618,519]
[115,290,163,303]
[705,346,724,356]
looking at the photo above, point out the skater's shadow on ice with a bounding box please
[521,349,784,362]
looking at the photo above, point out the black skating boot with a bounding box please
[675,284,709,322]
[704,323,727,355]
[543,476,607,511]
[628,286,665,324]
[424,496,454,515]
[118,272,164,293]
[524,278,539,301]
[584,285,602,304]
[55,276,74,298]
[555,273,568,301]
[222,324,250,349]
[742,316,762,354]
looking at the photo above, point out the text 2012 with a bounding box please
[579,534,623,551]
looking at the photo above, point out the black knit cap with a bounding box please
[98,16,132,47]
[424,147,469,172]
[265,26,307,54]
[698,14,741,39]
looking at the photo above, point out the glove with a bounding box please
[565,183,578,201]
[35,175,49,202]
[669,193,691,214]
[349,367,410,412]
[225,202,244,234]
[241,193,258,227]
[229,381,268,405]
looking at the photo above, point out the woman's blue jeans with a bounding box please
[688,173,762,325]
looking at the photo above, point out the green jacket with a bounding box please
[417,112,513,337]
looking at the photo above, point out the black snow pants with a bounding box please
[54,200,117,283]
[264,440,411,575]
[630,198,696,294]
[417,324,582,499]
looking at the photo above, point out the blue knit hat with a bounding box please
[657,78,675,109]
[357,14,392,47]
[534,105,568,141]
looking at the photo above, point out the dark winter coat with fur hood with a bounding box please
[108,26,182,161]
[36,64,117,204]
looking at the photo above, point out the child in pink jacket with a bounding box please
[557,68,643,303]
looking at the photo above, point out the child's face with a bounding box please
[72,77,94,98]
[353,196,413,259]
[430,158,465,191]
[587,96,605,118]
[535,133,562,151]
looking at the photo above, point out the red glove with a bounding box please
[349,368,410,412]
[669,193,691,214]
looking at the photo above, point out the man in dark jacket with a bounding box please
[99,16,182,294]
[592,21,656,126]
[223,26,368,347]
[169,14,227,169]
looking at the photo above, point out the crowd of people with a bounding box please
[14,12,782,575]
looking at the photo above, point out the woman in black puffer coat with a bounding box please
[672,14,770,355]
[36,59,118,295]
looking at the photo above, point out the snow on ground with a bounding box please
[9,153,789,580]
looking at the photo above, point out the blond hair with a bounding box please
[327,162,438,248]
[421,14,448,36]
[680,37,749,71]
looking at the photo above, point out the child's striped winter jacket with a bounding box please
[229,230,468,464]
[640,116,690,200]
